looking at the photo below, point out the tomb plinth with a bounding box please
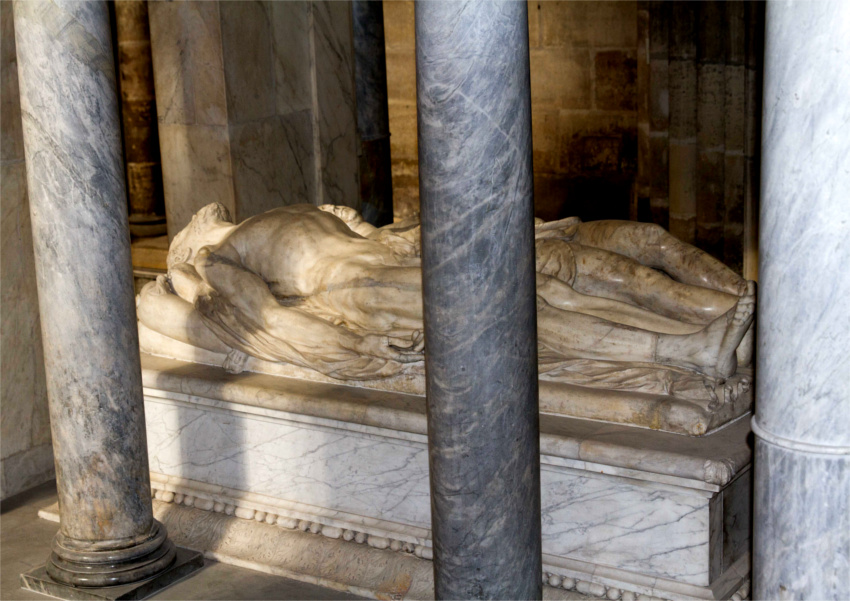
[119,353,752,601]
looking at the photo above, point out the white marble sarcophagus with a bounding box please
[116,204,757,600]
[124,353,752,601]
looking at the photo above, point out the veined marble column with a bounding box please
[13,0,198,593]
[754,1,850,598]
[416,2,542,599]
[352,0,393,226]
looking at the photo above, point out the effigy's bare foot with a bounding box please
[715,281,756,377]
[735,322,755,368]
[658,282,756,379]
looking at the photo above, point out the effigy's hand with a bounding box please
[169,262,209,304]
[388,330,425,353]
[349,332,424,363]
[534,216,581,241]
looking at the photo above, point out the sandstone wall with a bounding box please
[384,1,638,221]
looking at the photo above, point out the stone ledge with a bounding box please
[20,547,203,601]
[141,354,752,488]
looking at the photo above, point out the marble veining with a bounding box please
[14,0,154,543]
[140,353,752,488]
[756,0,850,448]
[141,370,753,593]
[0,0,53,501]
[753,2,850,599]
[145,397,433,530]
[754,440,849,599]
[542,467,710,586]
[13,0,182,587]
[40,494,754,601]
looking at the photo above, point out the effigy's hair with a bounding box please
[167,203,233,268]
[195,202,233,225]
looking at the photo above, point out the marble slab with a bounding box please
[139,354,751,600]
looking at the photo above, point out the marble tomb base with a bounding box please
[44,353,752,601]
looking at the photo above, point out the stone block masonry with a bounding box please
[635,1,763,276]
[149,1,360,239]
[384,1,639,222]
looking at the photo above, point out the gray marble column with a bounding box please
[13,0,181,588]
[754,1,850,598]
[352,0,393,226]
[416,2,542,599]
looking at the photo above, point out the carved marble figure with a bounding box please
[138,203,755,396]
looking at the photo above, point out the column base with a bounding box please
[20,547,203,601]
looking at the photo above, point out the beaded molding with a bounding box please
[151,487,432,560]
[541,571,750,601]
[152,487,749,601]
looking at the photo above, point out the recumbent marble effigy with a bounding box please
[134,203,756,600]
[137,202,755,436]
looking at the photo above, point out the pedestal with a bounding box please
[121,354,753,601]
[20,548,203,601]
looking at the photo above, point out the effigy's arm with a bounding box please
[137,275,232,356]
[319,204,421,258]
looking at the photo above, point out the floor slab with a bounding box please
[1,481,364,601]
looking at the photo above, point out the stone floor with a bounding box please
[1,481,363,601]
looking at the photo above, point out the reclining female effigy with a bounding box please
[137,202,756,434]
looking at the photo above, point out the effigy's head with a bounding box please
[167,203,234,269]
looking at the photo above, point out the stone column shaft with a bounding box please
[352,0,393,226]
[742,1,764,282]
[416,2,542,599]
[695,0,726,260]
[754,1,850,598]
[114,0,166,237]
[648,0,670,230]
[668,1,698,244]
[13,0,174,586]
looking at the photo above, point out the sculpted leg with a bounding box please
[656,283,755,378]
[569,244,739,325]
[571,221,747,296]
[536,274,701,334]
[537,298,658,362]
[539,283,755,379]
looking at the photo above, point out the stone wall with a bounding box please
[635,1,763,276]
[384,0,639,221]
[384,0,762,275]
[149,1,360,239]
[114,1,166,237]
[0,1,54,500]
